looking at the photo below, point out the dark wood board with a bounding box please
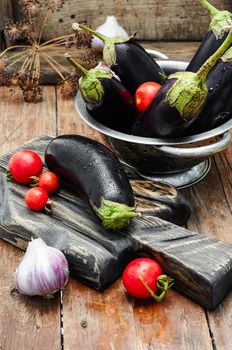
[0,136,232,310]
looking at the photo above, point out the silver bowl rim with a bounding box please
[75,57,232,146]
[76,92,232,146]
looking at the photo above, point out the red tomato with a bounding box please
[25,187,48,211]
[8,150,43,184]
[122,258,163,299]
[38,171,59,194]
[135,82,161,113]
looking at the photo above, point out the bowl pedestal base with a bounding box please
[125,159,211,189]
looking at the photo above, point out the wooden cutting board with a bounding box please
[0,136,232,310]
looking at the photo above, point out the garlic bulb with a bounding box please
[15,238,69,296]
[91,16,129,51]
[95,61,120,80]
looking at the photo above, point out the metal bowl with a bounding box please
[75,56,232,188]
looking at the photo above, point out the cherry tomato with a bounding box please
[122,257,163,299]
[8,150,43,184]
[25,187,48,211]
[135,82,161,113]
[38,171,59,194]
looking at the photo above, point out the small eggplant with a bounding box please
[184,46,232,135]
[131,29,232,138]
[65,55,136,132]
[72,23,164,95]
[186,0,232,72]
[45,135,139,230]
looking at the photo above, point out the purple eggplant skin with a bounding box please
[65,55,136,133]
[184,59,232,135]
[186,0,232,72]
[72,23,164,95]
[130,79,194,138]
[186,31,229,73]
[45,135,139,230]
[111,41,164,95]
[86,76,136,133]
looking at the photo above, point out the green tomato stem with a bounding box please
[6,170,13,181]
[139,274,174,302]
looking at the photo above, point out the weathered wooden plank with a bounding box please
[2,41,199,85]
[62,278,212,350]
[0,86,61,350]
[12,0,232,41]
[184,144,232,350]
[0,136,232,310]
[0,0,13,49]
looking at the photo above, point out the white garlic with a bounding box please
[95,61,120,80]
[91,16,129,51]
[15,238,69,296]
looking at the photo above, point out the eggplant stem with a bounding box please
[200,0,219,18]
[196,29,232,82]
[139,275,174,302]
[72,23,107,43]
[97,198,139,230]
[64,53,88,75]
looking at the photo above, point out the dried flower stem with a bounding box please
[41,53,65,79]
[7,53,28,68]
[42,51,70,72]
[0,45,31,57]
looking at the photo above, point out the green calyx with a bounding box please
[96,198,139,230]
[200,0,232,39]
[6,169,13,181]
[222,46,232,61]
[65,54,112,104]
[139,274,174,302]
[166,29,232,120]
[72,23,130,66]
[166,71,208,121]
[80,69,112,104]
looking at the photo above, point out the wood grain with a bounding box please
[2,41,199,85]
[0,86,61,350]
[0,40,231,350]
[0,0,13,49]
[12,0,232,41]
[184,142,232,350]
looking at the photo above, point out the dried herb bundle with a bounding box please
[0,0,97,102]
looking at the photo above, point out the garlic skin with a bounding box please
[15,238,69,296]
[95,61,120,80]
[91,16,129,51]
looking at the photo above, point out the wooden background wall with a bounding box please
[4,0,232,41]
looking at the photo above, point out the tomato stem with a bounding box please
[30,176,39,187]
[6,169,13,181]
[139,274,174,302]
[44,199,53,214]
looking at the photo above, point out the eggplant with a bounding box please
[65,55,136,132]
[45,135,139,230]
[72,23,164,95]
[186,0,232,72]
[184,46,232,135]
[131,30,232,138]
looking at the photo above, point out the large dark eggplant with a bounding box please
[186,0,232,72]
[65,55,136,132]
[72,23,164,95]
[131,30,232,138]
[45,135,139,230]
[184,46,232,135]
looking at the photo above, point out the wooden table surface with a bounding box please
[0,42,232,350]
